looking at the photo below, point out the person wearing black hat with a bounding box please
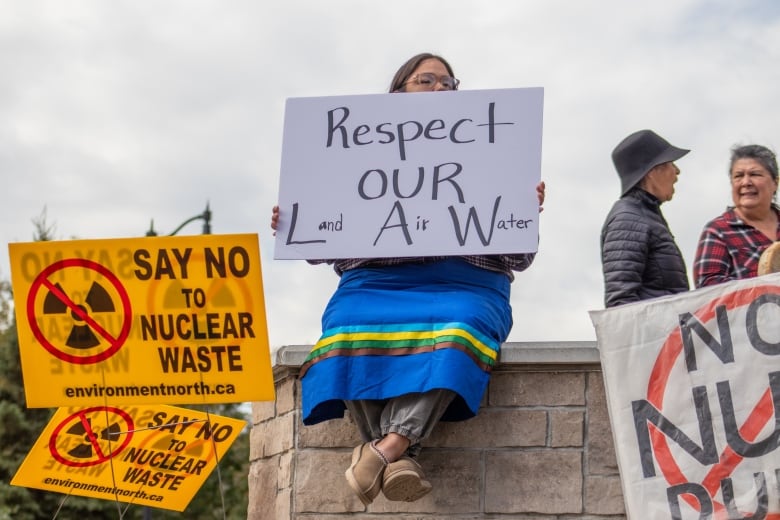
[600,129,690,307]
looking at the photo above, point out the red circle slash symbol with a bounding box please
[647,284,780,518]
[49,407,134,467]
[27,258,132,364]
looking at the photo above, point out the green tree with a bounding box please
[0,211,131,518]
[0,291,120,519]
[0,212,250,519]
[0,279,11,334]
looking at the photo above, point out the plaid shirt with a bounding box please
[693,206,780,288]
[309,253,536,281]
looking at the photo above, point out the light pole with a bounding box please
[145,202,212,237]
[141,202,211,520]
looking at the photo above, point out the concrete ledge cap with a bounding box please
[274,341,600,368]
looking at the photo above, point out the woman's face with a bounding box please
[402,58,455,93]
[730,158,778,212]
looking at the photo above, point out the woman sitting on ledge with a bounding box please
[271,51,545,505]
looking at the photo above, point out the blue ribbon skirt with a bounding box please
[301,258,512,425]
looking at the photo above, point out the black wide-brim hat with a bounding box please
[612,129,690,196]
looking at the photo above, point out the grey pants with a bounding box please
[345,389,456,457]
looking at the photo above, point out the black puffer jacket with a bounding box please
[600,188,689,307]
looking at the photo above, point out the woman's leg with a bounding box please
[375,389,455,501]
[346,389,456,460]
[345,399,385,442]
[344,389,456,504]
[376,388,456,459]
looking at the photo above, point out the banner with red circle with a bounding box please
[591,273,780,519]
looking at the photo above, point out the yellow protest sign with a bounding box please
[8,234,275,407]
[11,404,245,512]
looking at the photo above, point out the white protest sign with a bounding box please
[274,88,543,259]
[590,273,780,519]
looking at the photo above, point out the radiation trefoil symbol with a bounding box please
[27,259,132,364]
[44,281,116,349]
[49,407,134,468]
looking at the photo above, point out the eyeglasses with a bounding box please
[403,72,460,91]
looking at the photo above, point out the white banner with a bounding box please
[274,88,543,259]
[590,273,780,519]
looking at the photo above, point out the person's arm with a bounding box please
[270,205,331,266]
[500,253,536,272]
[601,211,649,307]
[536,181,545,213]
[271,205,280,233]
[693,224,732,288]
[502,181,545,272]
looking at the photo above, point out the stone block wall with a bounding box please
[248,342,627,519]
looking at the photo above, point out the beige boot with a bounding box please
[382,455,432,502]
[345,441,387,505]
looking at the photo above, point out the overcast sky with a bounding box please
[2,0,779,353]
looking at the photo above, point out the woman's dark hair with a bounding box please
[730,144,779,181]
[388,52,456,93]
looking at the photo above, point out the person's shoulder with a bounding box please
[605,195,645,221]
[701,207,735,229]
[602,199,651,239]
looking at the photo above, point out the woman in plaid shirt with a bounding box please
[694,144,780,288]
